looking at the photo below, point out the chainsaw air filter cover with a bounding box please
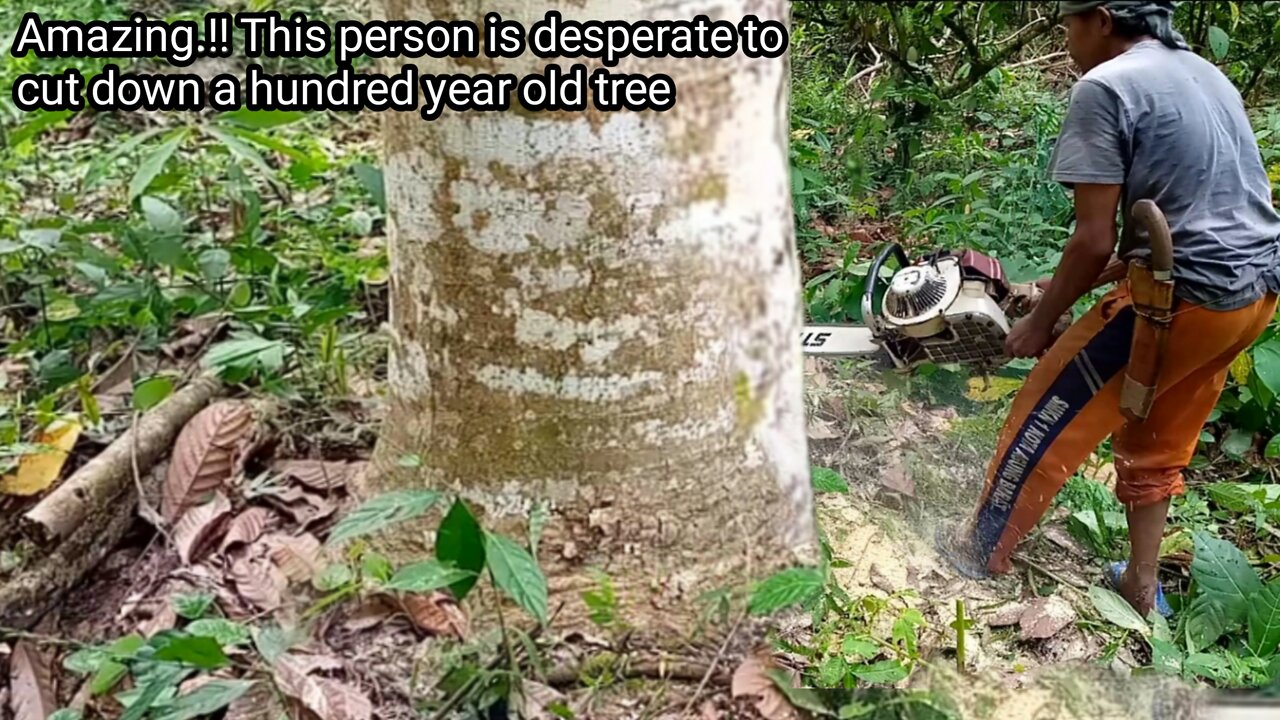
[882,257,962,337]
[876,255,1012,368]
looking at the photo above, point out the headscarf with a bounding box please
[1057,1,1191,51]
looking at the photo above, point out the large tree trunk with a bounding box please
[368,0,815,652]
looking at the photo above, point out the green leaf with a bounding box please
[151,633,229,669]
[313,563,355,591]
[251,624,296,665]
[353,163,386,212]
[203,126,276,177]
[141,196,182,235]
[1191,531,1263,630]
[1087,586,1150,635]
[83,127,164,187]
[171,591,215,619]
[1184,652,1233,683]
[436,499,486,600]
[1253,338,1280,398]
[133,376,174,411]
[120,665,186,720]
[185,618,251,646]
[484,531,549,625]
[748,567,825,615]
[326,490,442,546]
[1267,434,1280,459]
[154,679,256,720]
[811,466,849,494]
[198,248,231,281]
[1186,595,1232,650]
[202,334,290,375]
[851,659,910,684]
[1222,427,1254,459]
[216,108,304,129]
[841,636,879,659]
[129,129,188,202]
[384,560,476,593]
[1149,638,1184,674]
[361,552,394,583]
[49,710,84,720]
[1248,579,1280,656]
[1208,25,1230,60]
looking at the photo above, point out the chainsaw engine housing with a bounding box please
[872,253,1011,369]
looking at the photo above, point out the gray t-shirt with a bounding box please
[1048,39,1280,311]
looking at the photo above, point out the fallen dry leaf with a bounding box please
[8,641,56,720]
[174,491,232,564]
[225,679,288,720]
[258,486,337,528]
[730,654,800,720]
[806,417,839,440]
[163,400,254,522]
[518,680,567,720]
[1019,595,1077,641]
[878,454,915,498]
[272,460,353,491]
[341,596,398,632]
[137,601,178,638]
[273,654,371,720]
[266,533,324,583]
[221,507,277,554]
[231,556,287,612]
[985,601,1028,628]
[1,418,82,496]
[400,592,469,639]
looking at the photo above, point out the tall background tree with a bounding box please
[365,0,817,654]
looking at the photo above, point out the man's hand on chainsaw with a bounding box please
[1005,314,1057,358]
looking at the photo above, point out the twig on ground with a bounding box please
[1013,553,1088,590]
[681,611,747,718]
[1007,51,1069,70]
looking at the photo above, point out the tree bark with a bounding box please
[366,0,816,650]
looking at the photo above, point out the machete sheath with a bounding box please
[1121,199,1176,422]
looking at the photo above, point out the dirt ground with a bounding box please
[802,356,1216,719]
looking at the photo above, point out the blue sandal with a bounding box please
[1105,561,1173,619]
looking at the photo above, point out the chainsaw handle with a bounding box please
[1131,199,1174,279]
[862,242,908,329]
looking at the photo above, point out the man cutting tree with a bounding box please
[942,0,1280,617]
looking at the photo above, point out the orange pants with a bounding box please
[969,281,1278,574]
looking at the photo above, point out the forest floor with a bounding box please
[800,356,1212,718]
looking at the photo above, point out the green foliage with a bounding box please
[325,490,441,546]
[812,466,851,494]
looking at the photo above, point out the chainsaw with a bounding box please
[800,243,1051,371]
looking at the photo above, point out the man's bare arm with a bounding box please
[1028,184,1123,329]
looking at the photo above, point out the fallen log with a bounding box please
[22,375,223,543]
[0,376,224,630]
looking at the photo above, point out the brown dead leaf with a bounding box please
[9,641,56,720]
[221,507,277,554]
[272,460,353,491]
[985,601,1029,628]
[806,417,839,440]
[266,533,324,583]
[225,680,288,720]
[136,598,178,638]
[174,491,232,564]
[400,591,469,639]
[273,654,371,720]
[1019,595,1077,641]
[258,486,337,528]
[163,400,254,522]
[518,680,567,720]
[230,556,287,612]
[341,596,398,633]
[878,454,915,498]
[730,654,800,720]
